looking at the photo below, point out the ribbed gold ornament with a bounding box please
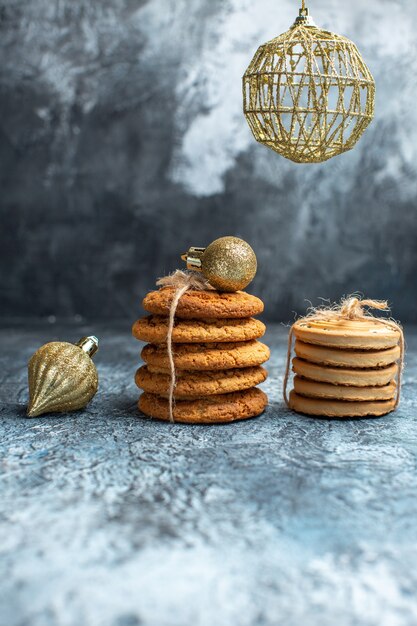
[27,336,99,417]
[243,2,375,163]
[181,236,257,292]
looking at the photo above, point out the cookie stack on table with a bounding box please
[287,316,403,418]
[132,288,269,423]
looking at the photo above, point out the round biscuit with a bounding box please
[294,340,401,369]
[293,376,397,401]
[292,357,398,387]
[138,388,268,423]
[293,318,401,350]
[143,288,264,319]
[141,340,270,371]
[132,316,266,344]
[288,390,396,418]
[135,365,268,398]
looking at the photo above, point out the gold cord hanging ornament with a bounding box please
[243,1,375,163]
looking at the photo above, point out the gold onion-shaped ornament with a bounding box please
[243,1,375,163]
[27,336,99,417]
[181,236,257,292]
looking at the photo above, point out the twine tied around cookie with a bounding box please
[311,297,391,321]
[283,297,405,410]
[156,270,213,423]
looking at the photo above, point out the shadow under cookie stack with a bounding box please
[132,288,269,423]
[286,306,403,418]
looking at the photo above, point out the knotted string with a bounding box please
[283,297,405,409]
[156,270,213,422]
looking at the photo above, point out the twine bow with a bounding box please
[283,297,405,410]
[156,270,213,423]
[313,297,390,320]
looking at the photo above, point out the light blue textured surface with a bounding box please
[1,322,417,626]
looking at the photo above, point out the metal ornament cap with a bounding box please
[182,236,257,292]
[27,336,99,417]
[76,335,99,357]
[293,8,316,27]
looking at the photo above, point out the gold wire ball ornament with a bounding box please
[243,1,376,163]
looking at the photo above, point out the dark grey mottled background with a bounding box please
[1,0,417,322]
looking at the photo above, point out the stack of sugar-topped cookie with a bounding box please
[132,288,269,423]
[288,316,403,418]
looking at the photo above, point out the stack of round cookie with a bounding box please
[132,288,269,423]
[288,317,402,418]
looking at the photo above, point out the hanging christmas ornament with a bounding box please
[243,1,375,163]
[27,336,99,417]
[181,236,257,292]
